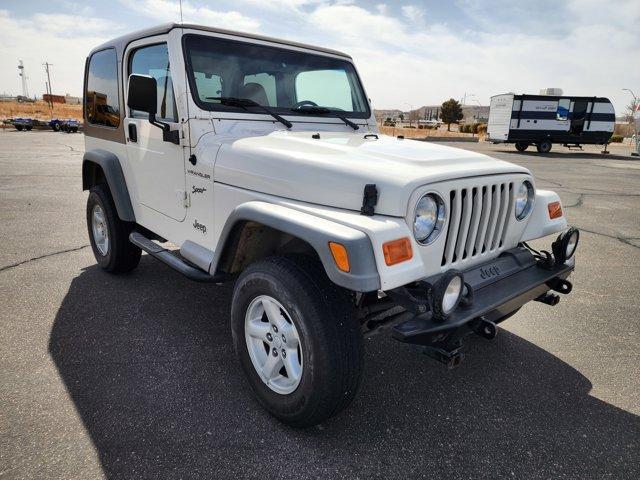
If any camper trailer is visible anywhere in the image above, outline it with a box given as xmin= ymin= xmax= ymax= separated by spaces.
xmin=487 ymin=93 xmax=614 ymax=153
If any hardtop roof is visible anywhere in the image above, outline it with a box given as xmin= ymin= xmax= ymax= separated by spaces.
xmin=89 ymin=22 xmax=351 ymax=59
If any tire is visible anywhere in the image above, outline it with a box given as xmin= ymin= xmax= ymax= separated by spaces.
xmin=71 ymin=127 xmax=78 ymax=133
xmin=52 ymin=123 xmax=60 ymax=132
xmin=515 ymin=142 xmax=529 ymax=152
xmin=15 ymin=125 xmax=22 ymax=131
xmin=536 ymin=140 xmax=552 ymax=153
xmin=26 ymin=126 xmax=32 ymax=131
xmin=86 ymin=184 xmax=141 ymax=273
xmin=231 ymin=255 xmax=363 ymax=427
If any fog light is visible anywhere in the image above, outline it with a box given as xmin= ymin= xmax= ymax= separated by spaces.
xmin=552 ymin=227 xmax=580 ymax=265
xmin=430 ymin=271 xmax=464 ymax=320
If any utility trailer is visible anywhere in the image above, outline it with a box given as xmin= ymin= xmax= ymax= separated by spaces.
xmin=487 ymin=93 xmax=614 ymax=153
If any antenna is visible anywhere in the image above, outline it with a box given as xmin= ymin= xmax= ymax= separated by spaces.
xmin=179 ymin=0 xmax=183 ymax=22
xmin=18 ymin=60 xmax=29 ymax=98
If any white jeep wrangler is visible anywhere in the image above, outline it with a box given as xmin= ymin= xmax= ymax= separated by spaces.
xmin=82 ymin=23 xmax=579 ymax=427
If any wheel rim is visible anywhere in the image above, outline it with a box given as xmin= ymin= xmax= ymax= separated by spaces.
xmin=91 ymin=204 xmax=109 ymax=256
xmin=244 ymin=295 xmax=303 ymax=395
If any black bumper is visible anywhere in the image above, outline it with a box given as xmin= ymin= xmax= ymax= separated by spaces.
xmin=390 ymin=247 xmax=574 ymax=347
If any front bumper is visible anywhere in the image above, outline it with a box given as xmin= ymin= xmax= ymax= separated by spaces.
xmin=385 ymin=245 xmax=574 ymax=356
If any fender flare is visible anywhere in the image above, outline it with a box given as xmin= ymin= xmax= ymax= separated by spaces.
xmin=82 ymin=149 xmax=136 ymax=222
xmin=211 ymin=201 xmax=381 ymax=292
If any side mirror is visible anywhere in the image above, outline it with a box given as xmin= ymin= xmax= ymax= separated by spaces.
xmin=127 ymin=74 xmax=157 ymax=114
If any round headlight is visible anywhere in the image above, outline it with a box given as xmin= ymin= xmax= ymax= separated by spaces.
xmin=515 ymin=180 xmax=534 ymax=220
xmin=413 ymin=193 xmax=446 ymax=244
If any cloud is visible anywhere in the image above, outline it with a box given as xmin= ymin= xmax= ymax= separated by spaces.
xmin=302 ymin=1 xmax=639 ymax=113
xmin=0 ymin=0 xmax=637 ymax=114
xmin=0 ymin=10 xmax=123 ymax=97
xmin=123 ymin=0 xmax=260 ymax=31
xmin=401 ymin=5 xmax=425 ymax=22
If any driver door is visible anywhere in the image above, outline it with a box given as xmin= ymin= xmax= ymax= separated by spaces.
xmin=124 ymin=41 xmax=186 ymax=222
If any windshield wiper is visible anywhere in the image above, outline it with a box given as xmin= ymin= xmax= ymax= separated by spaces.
xmin=291 ymin=105 xmax=360 ymax=131
xmin=206 ymin=96 xmax=292 ymax=129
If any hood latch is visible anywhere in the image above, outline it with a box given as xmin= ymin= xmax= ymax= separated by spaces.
xmin=361 ymin=184 xmax=378 ymax=216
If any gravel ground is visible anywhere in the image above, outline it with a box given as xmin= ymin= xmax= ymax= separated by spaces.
xmin=1 ymin=130 xmax=639 ymax=479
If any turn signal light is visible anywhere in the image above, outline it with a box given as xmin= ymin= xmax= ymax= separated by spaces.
xmin=383 ymin=237 xmax=413 ymax=266
xmin=548 ymin=201 xmax=563 ymax=219
xmin=329 ymin=242 xmax=350 ymax=272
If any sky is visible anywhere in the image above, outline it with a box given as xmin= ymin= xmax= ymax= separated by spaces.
xmin=0 ymin=0 xmax=638 ymax=114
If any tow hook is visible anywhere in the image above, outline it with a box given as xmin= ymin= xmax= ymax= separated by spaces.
xmin=473 ymin=317 xmax=497 ymax=340
xmin=535 ymin=292 xmax=560 ymax=306
xmin=423 ymin=344 xmax=464 ymax=369
xmin=547 ymin=278 xmax=573 ymax=295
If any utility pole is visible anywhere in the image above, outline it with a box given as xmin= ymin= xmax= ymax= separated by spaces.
xmin=18 ymin=60 xmax=29 ymax=98
xmin=43 ymin=62 xmax=53 ymax=108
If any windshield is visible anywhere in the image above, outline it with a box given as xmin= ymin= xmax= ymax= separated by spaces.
xmin=183 ymin=34 xmax=370 ymax=119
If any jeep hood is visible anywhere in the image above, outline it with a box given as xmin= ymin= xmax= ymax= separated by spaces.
xmin=214 ymin=131 xmax=530 ymax=217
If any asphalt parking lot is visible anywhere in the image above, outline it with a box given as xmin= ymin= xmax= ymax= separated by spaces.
xmin=1 ymin=130 xmax=639 ymax=479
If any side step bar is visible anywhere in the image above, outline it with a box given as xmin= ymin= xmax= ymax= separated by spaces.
xmin=129 ymin=232 xmax=226 ymax=283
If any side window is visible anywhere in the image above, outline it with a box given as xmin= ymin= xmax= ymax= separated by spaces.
xmin=243 ymin=73 xmax=276 ymax=106
xmin=556 ymin=99 xmax=571 ymax=121
xmin=129 ymin=43 xmax=178 ymax=122
xmin=295 ymin=70 xmax=353 ymax=111
xmin=86 ymin=48 xmax=120 ymax=128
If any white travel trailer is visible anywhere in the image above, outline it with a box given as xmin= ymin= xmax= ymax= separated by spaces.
xmin=487 ymin=93 xmax=615 ymax=153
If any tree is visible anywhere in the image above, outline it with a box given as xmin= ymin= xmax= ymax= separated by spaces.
xmin=398 ymin=113 xmax=404 ymax=123
xmin=624 ymin=100 xmax=637 ymax=123
xmin=440 ymin=98 xmax=463 ymax=131
xmin=409 ymin=109 xmax=420 ymax=127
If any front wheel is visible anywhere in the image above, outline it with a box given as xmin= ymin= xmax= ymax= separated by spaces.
xmin=86 ymin=184 xmax=141 ymax=273
xmin=536 ymin=140 xmax=552 ymax=153
xmin=231 ymin=256 xmax=363 ymax=427
xmin=515 ymin=142 xmax=529 ymax=152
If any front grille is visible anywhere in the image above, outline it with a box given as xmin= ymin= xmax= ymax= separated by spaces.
xmin=441 ymin=181 xmax=514 ymax=267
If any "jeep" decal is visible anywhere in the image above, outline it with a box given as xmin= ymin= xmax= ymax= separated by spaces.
xmin=479 ymin=265 xmax=501 ymax=280
xmin=193 ymin=220 xmax=207 ymax=234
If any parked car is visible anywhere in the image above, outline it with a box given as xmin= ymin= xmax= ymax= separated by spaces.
xmin=81 ymin=23 xmax=579 ymax=427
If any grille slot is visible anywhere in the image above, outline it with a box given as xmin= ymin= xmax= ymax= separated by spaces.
xmin=441 ymin=181 xmax=514 ymax=267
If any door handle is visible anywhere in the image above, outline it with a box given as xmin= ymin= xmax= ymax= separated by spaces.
xmin=128 ymin=123 xmax=137 ymax=143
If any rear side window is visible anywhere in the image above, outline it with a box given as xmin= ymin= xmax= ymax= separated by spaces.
xmin=129 ymin=43 xmax=178 ymax=122
xmin=85 ymin=48 xmax=120 ymax=128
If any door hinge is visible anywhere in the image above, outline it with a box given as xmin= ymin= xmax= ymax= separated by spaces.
xmin=178 ymin=190 xmax=191 ymax=208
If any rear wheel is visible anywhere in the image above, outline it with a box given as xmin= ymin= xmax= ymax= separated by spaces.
xmin=86 ymin=184 xmax=141 ymax=273
xmin=231 ymin=256 xmax=363 ymax=427
xmin=515 ymin=142 xmax=529 ymax=152
xmin=536 ymin=140 xmax=552 ymax=153
xmin=15 ymin=125 xmax=22 ymax=131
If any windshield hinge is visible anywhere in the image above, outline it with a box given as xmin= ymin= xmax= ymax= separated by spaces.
xmin=183 ymin=191 xmax=191 ymax=208
xmin=361 ymin=184 xmax=378 ymax=216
